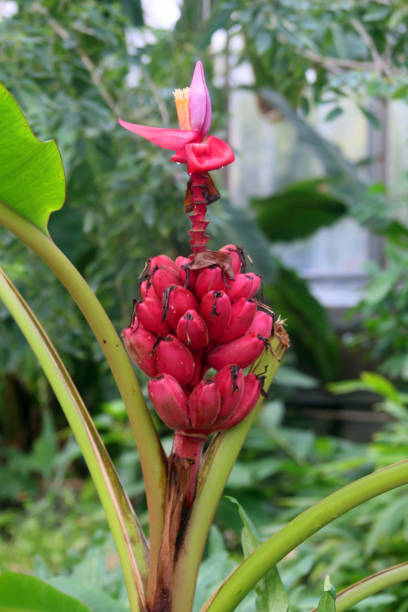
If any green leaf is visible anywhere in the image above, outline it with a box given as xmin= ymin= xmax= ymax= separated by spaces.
xmin=48 ymin=577 xmax=127 ymax=612
xmin=0 ymin=572 xmax=92 ymax=611
xmin=256 ymin=567 xmax=289 ymax=612
xmin=363 ymin=6 xmax=390 ymax=21
xmin=364 ymin=268 xmax=401 ymax=304
xmin=0 ymin=83 xmax=65 ymax=234
xmin=359 ymin=106 xmax=382 ymax=129
xmin=360 ymin=372 xmax=400 ymax=402
xmin=328 ymin=372 xmax=400 ymax=403
xmin=385 ymin=220 xmax=408 ymax=248
xmin=252 ymin=179 xmax=347 ymax=243
xmin=317 ymin=576 xmax=336 ymax=612
xmin=226 ymin=496 xmax=260 ymax=555
xmin=325 ymin=107 xmax=343 ymax=122
xmin=228 ymin=497 xmax=289 ymax=612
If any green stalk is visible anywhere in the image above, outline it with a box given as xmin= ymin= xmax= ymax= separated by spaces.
xmin=0 ymin=268 xmax=146 ymax=611
xmin=0 ymin=201 xmax=167 ymax=577
xmin=171 ymin=326 xmax=289 ymax=612
xmin=201 ymin=460 xmax=408 ymax=612
xmin=310 ymin=562 xmax=408 ymax=611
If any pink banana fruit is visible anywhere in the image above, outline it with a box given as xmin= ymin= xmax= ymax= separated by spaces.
xmin=218 ymin=297 xmax=257 ymax=343
xmin=195 ymin=266 xmax=228 ymax=299
xmin=122 ymin=319 xmax=158 ymax=377
xmin=188 ymin=379 xmax=221 ymax=429
xmin=175 ymin=255 xmax=197 ymax=290
xmin=206 ymin=332 xmax=267 ymax=370
xmin=162 ymin=285 xmax=198 ymax=329
xmin=148 ymin=254 xmax=180 ymax=275
xmin=151 ymin=266 xmax=181 ymax=299
xmin=189 ymin=348 xmax=208 ymax=388
xmin=176 ymin=309 xmax=209 ymax=350
xmin=139 ymin=280 xmax=158 ymax=300
xmin=215 ymin=364 xmax=244 ymax=421
xmin=199 ymin=290 xmax=232 ymax=341
xmin=136 ymin=297 xmax=170 ymax=336
xmin=223 ymin=373 xmax=261 ymax=428
xmin=247 ymin=310 xmax=273 ymax=337
xmin=219 ymin=244 xmax=246 ymax=275
xmin=148 ymin=373 xmax=189 ymax=430
xmin=226 ymin=272 xmax=261 ymax=301
xmin=155 ymin=334 xmax=195 ymax=387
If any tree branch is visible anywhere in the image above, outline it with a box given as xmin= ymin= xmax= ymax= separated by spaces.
xmin=32 ymin=2 xmax=120 ymax=115
xmin=350 ymin=18 xmax=392 ymax=78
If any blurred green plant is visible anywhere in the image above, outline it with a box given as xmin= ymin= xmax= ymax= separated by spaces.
xmin=349 ymin=244 xmax=408 ymax=381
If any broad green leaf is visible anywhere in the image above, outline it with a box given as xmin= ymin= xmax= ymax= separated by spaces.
xmin=252 ymin=179 xmax=347 ymax=243
xmin=48 ymin=577 xmax=127 ymax=612
xmin=317 ymin=576 xmax=336 ymax=612
xmin=228 ymin=497 xmax=289 ymax=612
xmin=0 ymin=572 xmax=92 ymax=612
xmin=0 ymin=83 xmax=65 ymax=234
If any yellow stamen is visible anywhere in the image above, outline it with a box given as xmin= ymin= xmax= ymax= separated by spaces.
xmin=173 ymin=87 xmax=191 ymax=130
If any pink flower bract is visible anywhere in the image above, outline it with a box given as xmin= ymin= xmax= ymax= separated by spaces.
xmin=118 ymin=61 xmax=234 ymax=174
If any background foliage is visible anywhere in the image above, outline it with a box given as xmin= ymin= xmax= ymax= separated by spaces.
xmin=1 ymin=0 xmax=408 ymax=610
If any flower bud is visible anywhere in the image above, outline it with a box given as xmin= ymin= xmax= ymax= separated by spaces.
xmin=219 ymin=244 xmax=246 ymax=275
xmin=148 ymin=374 xmax=189 ymax=430
xmin=206 ymin=332 xmax=267 ymax=371
xmin=136 ymin=297 xmax=170 ymax=336
xmin=226 ymin=273 xmax=261 ymax=302
xmin=175 ymin=256 xmax=197 ymax=290
xmin=247 ymin=310 xmax=273 ymax=338
xmin=162 ymin=285 xmax=198 ymax=329
xmin=156 ymin=335 xmax=195 ymax=387
xmin=218 ymin=297 xmax=257 ymax=343
xmin=215 ymin=364 xmax=244 ymax=421
xmin=199 ymin=290 xmax=232 ymax=341
xmin=176 ymin=309 xmax=209 ymax=350
xmin=122 ymin=320 xmax=158 ymax=377
xmin=195 ymin=266 xmax=227 ymax=299
xmin=188 ymin=379 xmax=221 ymax=429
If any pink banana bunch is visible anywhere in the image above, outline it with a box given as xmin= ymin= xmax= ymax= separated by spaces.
xmin=123 ymin=245 xmax=273 ymax=435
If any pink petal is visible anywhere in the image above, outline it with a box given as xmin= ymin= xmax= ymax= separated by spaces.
xmin=188 ymin=61 xmax=212 ymax=136
xmin=185 ymin=136 xmax=235 ymax=173
xmin=118 ymin=119 xmax=198 ymax=151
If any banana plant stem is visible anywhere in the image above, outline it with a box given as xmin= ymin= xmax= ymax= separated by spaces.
xmin=0 ymin=201 xmax=167 ymax=581
xmin=309 ymin=561 xmax=408 ymax=611
xmin=171 ymin=324 xmax=289 ymax=612
xmin=0 ymin=268 xmax=146 ymax=611
xmin=173 ymin=432 xmax=207 ymax=506
xmin=202 ymin=460 xmax=408 ymax=612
